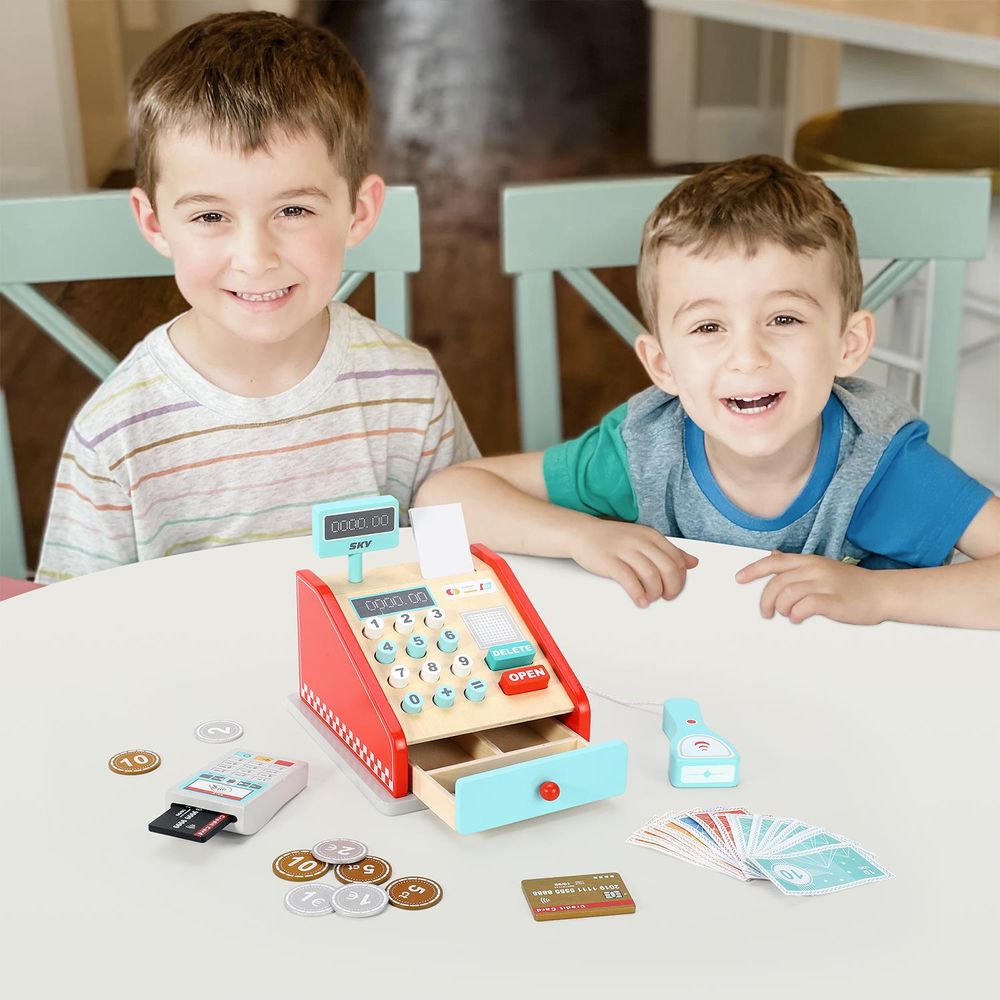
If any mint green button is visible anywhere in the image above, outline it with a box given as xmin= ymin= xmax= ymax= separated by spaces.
xmin=406 ymin=634 xmax=428 ymax=659
xmin=484 ymin=641 xmax=535 ymax=671
xmin=401 ymin=691 xmax=424 ymax=714
xmin=432 ymin=684 xmax=456 ymax=709
xmin=374 ymin=639 xmax=397 ymax=664
xmin=464 ymin=678 xmax=487 ymax=702
xmin=437 ymin=629 xmax=460 ymax=653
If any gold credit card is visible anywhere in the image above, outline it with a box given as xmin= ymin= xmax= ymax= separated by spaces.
xmin=521 ymin=872 xmax=636 ymax=921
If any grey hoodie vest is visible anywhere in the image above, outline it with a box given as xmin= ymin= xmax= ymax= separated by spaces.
xmin=620 ymin=377 xmax=916 ymax=563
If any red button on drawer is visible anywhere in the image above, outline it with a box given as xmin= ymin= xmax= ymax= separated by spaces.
xmin=499 ymin=665 xmax=550 ymax=695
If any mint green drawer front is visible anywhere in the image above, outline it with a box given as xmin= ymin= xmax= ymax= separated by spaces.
xmin=453 ymin=740 xmax=628 ymax=834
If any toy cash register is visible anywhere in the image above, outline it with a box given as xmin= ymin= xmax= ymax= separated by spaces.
xmin=296 ymin=496 xmax=627 ymax=834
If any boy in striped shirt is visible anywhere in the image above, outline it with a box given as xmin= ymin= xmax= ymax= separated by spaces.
xmin=37 ymin=12 xmax=477 ymax=583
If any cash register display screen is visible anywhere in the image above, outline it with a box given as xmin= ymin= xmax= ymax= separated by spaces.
xmin=350 ymin=586 xmax=435 ymax=619
xmin=323 ymin=506 xmax=396 ymax=541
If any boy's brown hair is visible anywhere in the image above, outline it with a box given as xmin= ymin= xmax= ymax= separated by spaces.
xmin=637 ymin=155 xmax=863 ymax=334
xmin=129 ymin=11 xmax=370 ymax=208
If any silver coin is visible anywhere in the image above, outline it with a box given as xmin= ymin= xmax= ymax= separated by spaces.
xmin=332 ymin=883 xmax=389 ymax=918
xmin=312 ymin=838 xmax=368 ymax=864
xmin=194 ymin=720 xmax=244 ymax=743
xmin=284 ymin=883 xmax=337 ymax=917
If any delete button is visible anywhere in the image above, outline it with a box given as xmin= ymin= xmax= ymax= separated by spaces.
xmin=499 ymin=665 xmax=550 ymax=695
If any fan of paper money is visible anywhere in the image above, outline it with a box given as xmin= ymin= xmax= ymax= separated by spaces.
xmin=628 ymin=806 xmax=893 ymax=896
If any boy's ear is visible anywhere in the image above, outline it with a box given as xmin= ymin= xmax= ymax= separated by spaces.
xmin=634 ymin=330 xmax=680 ymax=396
xmin=837 ymin=308 xmax=876 ymax=376
xmin=130 ymin=187 xmax=172 ymax=259
xmin=346 ymin=174 xmax=386 ymax=248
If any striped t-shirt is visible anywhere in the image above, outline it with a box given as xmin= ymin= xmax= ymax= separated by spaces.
xmin=36 ymin=303 xmax=479 ymax=583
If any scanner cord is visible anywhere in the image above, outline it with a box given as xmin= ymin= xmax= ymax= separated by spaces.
xmin=583 ymin=684 xmax=660 ymax=716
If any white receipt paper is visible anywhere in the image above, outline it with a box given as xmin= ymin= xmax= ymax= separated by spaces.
xmin=409 ymin=503 xmax=474 ymax=579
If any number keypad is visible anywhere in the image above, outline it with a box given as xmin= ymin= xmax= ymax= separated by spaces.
xmin=348 ymin=578 xmax=569 ymax=735
xmin=365 ymin=616 xmax=493 ymax=713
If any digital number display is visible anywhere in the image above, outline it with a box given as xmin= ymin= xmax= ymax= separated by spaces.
xmin=350 ymin=587 xmax=436 ymax=619
xmin=323 ymin=506 xmax=396 ymax=541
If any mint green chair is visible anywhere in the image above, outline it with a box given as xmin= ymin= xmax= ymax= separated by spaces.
xmin=0 ymin=187 xmax=421 ymax=579
xmin=502 ymin=174 xmax=991 ymax=453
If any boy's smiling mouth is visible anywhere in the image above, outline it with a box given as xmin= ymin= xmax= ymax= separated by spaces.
xmin=225 ymin=285 xmax=298 ymax=312
xmin=722 ymin=391 xmax=785 ymax=415
xmin=228 ymin=285 xmax=295 ymax=302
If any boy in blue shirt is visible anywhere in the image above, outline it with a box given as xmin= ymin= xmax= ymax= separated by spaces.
xmin=418 ymin=156 xmax=999 ymax=628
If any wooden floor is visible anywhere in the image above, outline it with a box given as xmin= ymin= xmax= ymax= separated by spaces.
xmin=2 ymin=0 xmax=661 ymax=574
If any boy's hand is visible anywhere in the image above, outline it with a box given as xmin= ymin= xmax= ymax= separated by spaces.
xmin=567 ymin=521 xmax=698 ymax=608
xmin=735 ymin=551 xmax=887 ymax=625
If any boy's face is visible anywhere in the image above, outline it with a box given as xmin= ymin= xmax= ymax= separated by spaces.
xmin=131 ymin=127 xmax=382 ymax=348
xmin=636 ymin=241 xmax=873 ymax=463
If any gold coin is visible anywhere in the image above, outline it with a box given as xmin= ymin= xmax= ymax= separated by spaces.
xmin=386 ymin=876 xmax=443 ymax=910
xmin=108 ymin=750 xmax=161 ymax=775
xmin=334 ymin=856 xmax=392 ymax=885
xmin=272 ymin=850 xmax=330 ymax=882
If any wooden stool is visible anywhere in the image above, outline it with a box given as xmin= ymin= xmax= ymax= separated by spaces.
xmin=794 ymin=101 xmax=1000 ymax=193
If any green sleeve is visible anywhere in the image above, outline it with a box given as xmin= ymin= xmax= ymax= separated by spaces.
xmin=541 ymin=403 xmax=638 ymax=521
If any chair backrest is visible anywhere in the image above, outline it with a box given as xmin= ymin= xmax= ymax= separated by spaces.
xmin=0 ymin=186 xmax=421 ymax=578
xmin=1 ymin=186 xmax=421 ymax=376
xmin=502 ymin=174 xmax=991 ymax=453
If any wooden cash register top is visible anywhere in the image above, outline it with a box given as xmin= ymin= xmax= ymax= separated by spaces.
xmin=324 ymin=554 xmax=575 ymax=745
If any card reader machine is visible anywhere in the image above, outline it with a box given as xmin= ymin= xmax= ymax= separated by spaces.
xmin=296 ymin=496 xmax=628 ymax=834
xmin=152 ymin=751 xmax=309 ymax=839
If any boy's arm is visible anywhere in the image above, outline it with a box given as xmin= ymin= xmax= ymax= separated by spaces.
xmin=736 ymin=497 xmax=1000 ymax=629
xmin=409 ymin=373 xmax=479 ymax=500
xmin=879 ymin=497 xmax=1000 ymax=627
xmin=415 ymin=452 xmax=583 ymax=556
xmin=416 ymin=453 xmax=698 ymax=607
xmin=35 ymin=438 xmax=138 ymax=584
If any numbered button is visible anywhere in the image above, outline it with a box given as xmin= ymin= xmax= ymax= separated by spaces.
xmin=393 ymin=612 xmax=415 ymax=635
xmin=374 ymin=639 xmax=397 ymax=665
xmin=424 ymin=608 xmax=446 ymax=631
xmin=406 ymin=634 xmax=428 ymax=659
xmin=401 ymin=692 xmax=424 ymax=715
xmin=451 ymin=654 xmax=473 ymax=678
xmin=433 ymin=685 xmax=456 ymax=709
xmin=362 ymin=616 xmax=384 ymax=640
xmin=464 ymin=678 xmax=488 ymax=703
xmin=387 ymin=665 xmax=411 ymax=689
xmin=419 ymin=660 xmax=442 ymax=684
xmin=437 ymin=628 xmax=459 ymax=653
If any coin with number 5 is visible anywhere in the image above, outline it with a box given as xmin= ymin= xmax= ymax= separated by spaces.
xmin=335 ymin=856 xmax=391 ymax=885
xmin=387 ymin=877 xmax=443 ymax=910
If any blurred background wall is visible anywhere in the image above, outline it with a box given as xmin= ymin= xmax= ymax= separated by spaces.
xmin=1 ymin=0 xmax=998 ymax=578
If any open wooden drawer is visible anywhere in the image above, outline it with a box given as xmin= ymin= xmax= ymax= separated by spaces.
xmin=409 ymin=718 xmax=627 ymax=834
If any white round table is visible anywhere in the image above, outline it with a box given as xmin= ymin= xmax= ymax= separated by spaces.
xmin=4 ymin=532 xmax=997 ymax=998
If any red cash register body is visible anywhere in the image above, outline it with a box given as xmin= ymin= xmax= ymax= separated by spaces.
xmin=296 ymin=544 xmax=592 ymax=798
